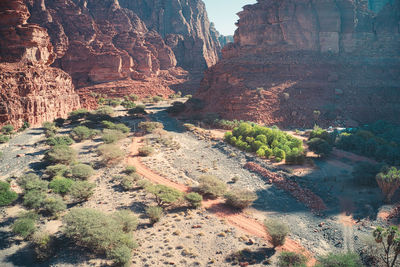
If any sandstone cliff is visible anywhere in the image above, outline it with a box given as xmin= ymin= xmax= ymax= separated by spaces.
xmin=0 ymin=0 xmax=80 ymax=128
xmin=192 ymin=0 xmax=400 ymax=128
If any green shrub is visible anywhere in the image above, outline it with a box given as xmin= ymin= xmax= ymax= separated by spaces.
xmin=49 ymin=177 xmax=74 ymax=195
xmin=12 ymin=212 xmax=37 ymax=239
xmin=197 ymin=175 xmax=227 ymax=198
xmin=70 ymin=181 xmax=95 ymax=202
xmin=372 ymin=226 xmax=400 ymax=267
xmin=129 ymin=94 xmax=138 ymax=101
xmin=152 ymin=96 xmax=163 ymax=103
xmin=32 ymin=231 xmax=53 ymax=261
xmin=278 ymin=251 xmax=307 ymax=267
xmin=120 ymin=174 xmax=140 ymax=191
xmin=107 ymin=98 xmax=122 ymax=107
xmin=316 ymin=253 xmax=361 ymax=267
xmin=98 ymin=144 xmax=124 ymax=165
xmin=0 ymin=134 xmax=10 ymax=143
xmin=125 ymin=166 xmax=136 ymax=174
xmin=68 ymin=109 xmax=89 ymax=121
xmin=138 ymin=146 xmax=154 ymax=157
xmin=24 ymin=179 xmax=48 ymax=192
xmin=285 ymin=148 xmax=305 ymax=165
xmin=45 ymin=145 xmax=76 ymax=165
xmin=136 ymin=179 xmax=152 ymax=190
xmin=102 ymin=129 xmax=126 ymax=144
xmin=309 ymin=126 xmax=333 ymax=144
xmin=273 ymin=148 xmax=286 ymax=162
xmin=376 ymin=166 xmax=400 ymax=203
xmin=17 ymin=173 xmax=40 ymax=189
xmin=43 ymin=195 xmax=66 ymax=216
xmin=95 ymin=106 xmax=114 ymax=116
xmin=307 ymin=138 xmax=332 ymax=157
xmin=42 ymin=122 xmax=57 ymax=137
xmin=121 ymin=100 xmax=136 ymax=109
xmin=20 ymin=121 xmax=30 ymax=131
xmin=46 ymin=136 xmax=74 ymax=146
xmin=70 ymin=126 xmax=97 ymax=141
xmin=70 ymin=163 xmax=94 ymax=180
xmin=224 ymin=189 xmax=257 ymax=209
xmin=264 ymin=219 xmax=289 ymax=247
xmin=23 ymin=190 xmax=47 ymax=210
xmin=113 ymin=210 xmax=138 ymax=233
xmin=185 ymin=192 xmax=203 ymax=208
xmin=1 ymin=124 xmax=14 ymax=135
xmin=128 ymin=105 xmax=146 ymax=116
xmin=63 ymin=208 xmax=137 ymax=265
xmin=114 ymin=123 xmax=130 ymax=133
xmin=45 ymin=164 xmax=69 ymax=178
xmin=138 ymin=122 xmax=163 ymax=134
xmin=0 ymin=181 xmax=18 ymax=206
xmin=146 ymin=206 xmax=163 ymax=224
xmin=147 ymin=184 xmax=183 ymax=207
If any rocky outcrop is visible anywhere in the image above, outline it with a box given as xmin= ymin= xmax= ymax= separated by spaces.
xmin=218 ymin=35 xmax=234 ymax=48
xmin=191 ymin=0 xmax=400 ymax=127
xmin=0 ymin=0 xmax=80 ymax=128
xmin=119 ymin=0 xmax=221 ymax=71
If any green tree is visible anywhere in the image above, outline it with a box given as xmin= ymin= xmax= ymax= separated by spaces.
xmin=147 ymin=184 xmax=183 ymax=207
xmin=307 ymin=138 xmax=332 ymax=157
xmin=1 ymin=124 xmax=14 ymax=135
xmin=264 ymin=219 xmax=289 ymax=247
xmin=70 ymin=126 xmax=97 ymax=141
xmin=185 ymin=192 xmax=203 ymax=208
xmin=70 ymin=181 xmax=95 ymax=202
xmin=0 ymin=181 xmax=18 ymax=206
xmin=49 ymin=177 xmax=74 ymax=196
xmin=70 ymin=163 xmax=94 ymax=180
xmin=376 ymin=167 xmax=400 ymax=203
xmin=373 ymin=226 xmax=400 ymax=267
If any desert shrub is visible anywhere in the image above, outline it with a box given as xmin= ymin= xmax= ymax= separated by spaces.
xmin=23 ymin=190 xmax=47 ymax=210
xmin=45 ymin=164 xmax=69 ymax=178
xmin=95 ymin=106 xmax=114 ymax=116
xmin=121 ymin=100 xmax=136 ymax=109
xmin=102 ymin=129 xmax=126 ymax=144
xmin=376 ymin=166 xmax=400 ymax=203
xmin=128 ymin=105 xmax=146 ymax=116
xmin=113 ymin=210 xmax=138 ymax=233
xmin=147 ymin=184 xmax=183 ymax=207
xmin=70 ymin=163 xmax=94 ymax=180
xmin=1 ymin=124 xmax=14 ymax=135
xmin=106 ymin=98 xmax=122 ymax=107
xmin=19 ymin=121 xmax=30 ymax=131
xmin=43 ymin=195 xmax=66 ymax=217
xmin=98 ymin=144 xmax=124 ymax=165
xmin=70 ymin=181 xmax=95 ymax=202
xmin=12 ymin=212 xmax=38 ymax=239
xmin=146 ymin=206 xmax=163 ymax=224
xmin=68 ymin=109 xmax=89 ymax=121
xmin=273 ymin=148 xmax=286 ymax=162
xmin=136 ymin=179 xmax=152 ymax=190
xmin=352 ymin=162 xmax=384 ymax=186
xmin=49 ymin=177 xmax=74 ymax=196
xmin=138 ymin=146 xmax=154 ymax=157
xmin=70 ymin=126 xmax=97 ymax=141
xmin=309 ymin=126 xmax=333 ymax=144
xmin=63 ymin=208 xmax=137 ymax=265
xmin=316 ymin=253 xmax=361 ymax=267
xmin=197 ymin=175 xmax=227 ymax=198
xmin=125 ymin=166 xmax=136 ymax=174
xmin=264 ymin=219 xmax=289 ymax=247
xmin=372 ymin=226 xmax=400 ymax=267
xmin=42 ymin=122 xmax=57 ymax=137
xmin=224 ymin=189 xmax=257 ymax=209
xmin=107 ymin=245 xmax=132 ymax=267
xmin=129 ymin=94 xmax=138 ymax=101
xmin=0 ymin=134 xmax=10 ymax=143
xmin=152 ymin=96 xmax=163 ymax=103
xmin=138 ymin=121 xmax=164 ymax=134
xmin=17 ymin=173 xmax=40 ymax=189
xmin=285 ymin=148 xmax=305 ymax=165
xmin=185 ymin=192 xmax=203 ymax=208
xmin=120 ymin=174 xmax=140 ymax=191
xmin=307 ymin=138 xmax=332 ymax=157
xmin=46 ymin=136 xmax=74 ymax=146
xmin=32 ymin=231 xmax=54 ymax=261
xmin=45 ymin=145 xmax=76 ymax=165
xmin=0 ymin=181 xmax=18 ymax=206
xmin=278 ymin=251 xmax=307 ymax=267
xmin=167 ymin=101 xmax=186 ymax=114
xmin=23 ymin=179 xmax=48 ymax=192
xmin=114 ymin=123 xmax=130 ymax=133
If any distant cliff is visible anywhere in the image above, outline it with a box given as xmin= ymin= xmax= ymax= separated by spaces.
xmin=191 ymin=0 xmax=400 ymax=128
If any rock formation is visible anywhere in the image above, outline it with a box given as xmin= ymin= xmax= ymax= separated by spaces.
xmin=218 ymin=35 xmax=234 ymax=48
xmin=0 ymin=0 xmax=80 ymax=128
xmin=191 ymin=0 xmax=400 ymax=128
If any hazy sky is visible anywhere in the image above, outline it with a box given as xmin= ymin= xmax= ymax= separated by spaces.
xmin=203 ymin=0 xmax=257 ymax=36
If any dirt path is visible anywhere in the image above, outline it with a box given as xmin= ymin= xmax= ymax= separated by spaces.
xmin=127 ymin=137 xmax=317 ymax=266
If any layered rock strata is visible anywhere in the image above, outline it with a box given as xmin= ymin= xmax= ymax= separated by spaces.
xmin=191 ymin=0 xmax=400 ymax=127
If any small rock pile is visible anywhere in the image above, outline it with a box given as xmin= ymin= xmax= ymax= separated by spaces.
xmin=244 ymin=162 xmax=326 ymax=212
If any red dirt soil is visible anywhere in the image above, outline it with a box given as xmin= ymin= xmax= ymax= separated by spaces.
xmin=127 ymin=137 xmax=316 ymax=266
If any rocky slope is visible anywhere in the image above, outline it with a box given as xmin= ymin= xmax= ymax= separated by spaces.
xmin=0 ymin=0 xmax=80 ymax=128
xmin=191 ymin=0 xmax=400 ymax=128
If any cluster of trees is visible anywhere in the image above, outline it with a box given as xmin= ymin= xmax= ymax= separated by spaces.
xmin=224 ymin=123 xmax=304 ymax=164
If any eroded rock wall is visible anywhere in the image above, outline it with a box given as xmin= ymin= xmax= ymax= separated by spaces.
xmin=0 ymin=0 xmax=80 ymax=128
xmin=192 ymin=0 xmax=400 ymax=128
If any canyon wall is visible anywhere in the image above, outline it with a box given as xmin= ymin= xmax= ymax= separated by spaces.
xmin=0 ymin=0 xmax=80 ymax=128
xmin=191 ymin=0 xmax=400 ymax=128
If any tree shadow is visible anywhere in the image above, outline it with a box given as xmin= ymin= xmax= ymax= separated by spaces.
xmin=226 ymin=247 xmax=276 ymax=265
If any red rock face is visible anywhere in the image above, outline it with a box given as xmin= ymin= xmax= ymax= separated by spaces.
xmin=192 ymin=0 xmax=400 ymax=128
xmin=0 ymin=0 xmax=80 ymax=128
